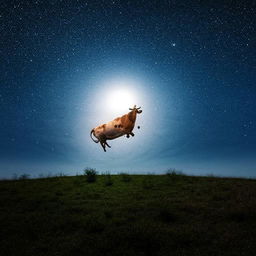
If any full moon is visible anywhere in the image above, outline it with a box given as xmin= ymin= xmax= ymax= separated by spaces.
xmin=106 ymin=88 xmax=137 ymax=114
xmin=87 ymin=76 xmax=148 ymax=130
xmin=101 ymin=79 xmax=141 ymax=116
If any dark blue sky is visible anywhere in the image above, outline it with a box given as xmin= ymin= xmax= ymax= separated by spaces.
xmin=1 ymin=0 xmax=255 ymax=178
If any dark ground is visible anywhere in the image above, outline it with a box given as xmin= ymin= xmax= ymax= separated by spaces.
xmin=1 ymin=174 xmax=256 ymax=256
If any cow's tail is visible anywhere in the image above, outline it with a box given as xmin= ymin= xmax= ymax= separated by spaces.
xmin=90 ymin=129 xmax=99 ymax=143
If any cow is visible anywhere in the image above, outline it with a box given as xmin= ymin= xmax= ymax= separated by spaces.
xmin=90 ymin=105 xmax=142 ymax=152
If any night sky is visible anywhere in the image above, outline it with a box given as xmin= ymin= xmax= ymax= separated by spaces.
xmin=1 ymin=1 xmax=255 ymax=178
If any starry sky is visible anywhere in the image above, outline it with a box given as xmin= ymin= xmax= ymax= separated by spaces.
xmin=1 ymin=0 xmax=255 ymax=178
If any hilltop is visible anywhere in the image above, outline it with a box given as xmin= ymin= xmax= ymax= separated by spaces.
xmin=1 ymin=174 xmax=256 ymax=256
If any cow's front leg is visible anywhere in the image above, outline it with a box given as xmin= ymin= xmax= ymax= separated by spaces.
xmin=126 ymin=134 xmax=130 ymax=138
xmin=130 ymin=132 xmax=135 ymax=137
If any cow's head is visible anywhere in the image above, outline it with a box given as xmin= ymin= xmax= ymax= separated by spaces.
xmin=129 ymin=105 xmax=142 ymax=114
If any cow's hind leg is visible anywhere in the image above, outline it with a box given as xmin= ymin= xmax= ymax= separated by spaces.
xmin=126 ymin=134 xmax=130 ymax=138
xmin=105 ymin=141 xmax=111 ymax=148
xmin=130 ymin=132 xmax=135 ymax=137
xmin=100 ymin=140 xmax=106 ymax=152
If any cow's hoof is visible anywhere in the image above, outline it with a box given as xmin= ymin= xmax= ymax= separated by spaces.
xmin=126 ymin=135 xmax=130 ymax=138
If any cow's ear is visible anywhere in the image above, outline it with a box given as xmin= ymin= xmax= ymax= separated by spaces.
xmin=129 ymin=108 xmax=133 ymax=110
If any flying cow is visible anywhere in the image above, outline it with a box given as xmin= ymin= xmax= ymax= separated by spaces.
xmin=90 ymin=105 xmax=142 ymax=152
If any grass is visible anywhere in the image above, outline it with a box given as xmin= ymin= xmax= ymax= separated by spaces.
xmin=1 ymin=174 xmax=256 ymax=255
xmin=102 ymin=172 xmax=113 ymax=186
xmin=119 ymin=172 xmax=132 ymax=182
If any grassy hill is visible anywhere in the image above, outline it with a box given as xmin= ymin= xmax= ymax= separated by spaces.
xmin=1 ymin=173 xmax=256 ymax=256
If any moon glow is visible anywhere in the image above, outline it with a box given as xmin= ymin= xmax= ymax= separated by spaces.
xmin=100 ymin=78 xmax=142 ymax=116
xmin=106 ymin=88 xmax=137 ymax=114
